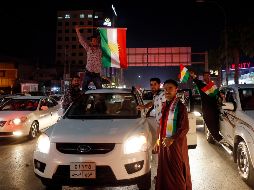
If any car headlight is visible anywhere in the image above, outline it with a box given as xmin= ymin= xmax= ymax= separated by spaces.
xmin=193 ymin=111 xmax=201 ymax=117
xmin=10 ymin=116 xmax=27 ymax=125
xmin=124 ymin=135 xmax=148 ymax=154
xmin=36 ymin=134 xmax=50 ymax=154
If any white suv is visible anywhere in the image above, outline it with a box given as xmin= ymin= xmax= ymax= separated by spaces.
xmin=34 ymin=88 xmax=155 ymax=189
xmin=205 ymin=84 xmax=254 ymax=188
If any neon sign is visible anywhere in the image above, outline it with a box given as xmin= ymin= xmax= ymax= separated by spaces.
xmin=231 ymin=62 xmax=251 ymax=69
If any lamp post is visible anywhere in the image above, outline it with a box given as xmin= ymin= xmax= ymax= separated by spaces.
xmin=196 ymin=0 xmax=228 ymax=85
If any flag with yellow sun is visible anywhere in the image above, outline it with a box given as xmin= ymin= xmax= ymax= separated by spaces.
xmin=99 ymin=28 xmax=127 ymax=68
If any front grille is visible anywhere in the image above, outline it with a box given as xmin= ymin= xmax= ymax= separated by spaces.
xmin=56 ymin=143 xmax=115 ymax=154
xmin=0 ymin=121 xmax=7 ymax=127
xmin=53 ymin=165 xmax=116 ymax=185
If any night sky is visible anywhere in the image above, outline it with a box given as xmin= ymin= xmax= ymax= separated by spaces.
xmin=0 ymin=0 xmax=253 ymax=65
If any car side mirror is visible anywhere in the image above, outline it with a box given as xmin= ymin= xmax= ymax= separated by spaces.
xmin=222 ymin=102 xmax=234 ymax=111
xmin=40 ymin=106 xmax=49 ymax=111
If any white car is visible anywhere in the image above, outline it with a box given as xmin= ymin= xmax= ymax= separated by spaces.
xmin=0 ymin=96 xmax=61 ymax=139
xmin=205 ymin=84 xmax=254 ymax=188
xmin=34 ymin=88 xmax=154 ymax=189
xmin=33 ymin=88 xmax=197 ymax=189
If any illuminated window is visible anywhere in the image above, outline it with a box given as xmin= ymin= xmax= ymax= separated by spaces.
xmin=88 ymin=14 xmax=93 ymax=18
xmin=80 ymin=14 xmax=85 ymax=18
xmin=57 ymin=16 xmax=63 ymax=19
xmin=94 ymin=15 xmax=98 ymax=18
xmin=65 ymin=14 xmax=70 ymax=19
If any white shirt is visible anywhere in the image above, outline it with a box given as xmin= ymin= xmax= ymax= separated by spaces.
xmin=153 ymin=90 xmax=166 ymax=127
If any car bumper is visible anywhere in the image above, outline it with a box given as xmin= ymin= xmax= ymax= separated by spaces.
xmin=34 ymin=143 xmax=152 ymax=185
xmin=0 ymin=124 xmax=30 ymax=137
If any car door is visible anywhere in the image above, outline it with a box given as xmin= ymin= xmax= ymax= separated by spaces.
xmin=46 ymin=97 xmax=60 ymax=126
xmin=219 ymin=88 xmax=236 ymax=145
xmin=37 ymin=98 xmax=52 ymax=130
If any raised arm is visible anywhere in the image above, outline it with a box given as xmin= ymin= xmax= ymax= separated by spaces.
xmin=75 ymin=26 xmax=89 ymax=52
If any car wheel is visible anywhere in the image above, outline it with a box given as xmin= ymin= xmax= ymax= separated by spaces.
xmin=236 ymin=141 xmax=254 ymax=188
xmin=204 ymin=123 xmax=215 ymax=144
xmin=137 ymin=171 xmax=151 ymax=190
xmin=41 ymin=179 xmax=61 ymax=190
xmin=29 ymin=121 xmax=39 ymax=139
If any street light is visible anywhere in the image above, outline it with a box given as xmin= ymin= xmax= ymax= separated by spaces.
xmin=196 ymin=0 xmax=228 ymax=85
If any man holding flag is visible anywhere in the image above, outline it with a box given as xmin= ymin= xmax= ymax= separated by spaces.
xmin=75 ymin=26 xmax=127 ymax=91
xmin=189 ymin=71 xmax=223 ymax=142
xmin=76 ymin=26 xmax=103 ymax=91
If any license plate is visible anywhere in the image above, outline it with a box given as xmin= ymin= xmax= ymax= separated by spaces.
xmin=70 ymin=162 xmax=96 ymax=179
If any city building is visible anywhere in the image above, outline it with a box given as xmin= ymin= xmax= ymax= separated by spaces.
xmin=222 ymin=61 xmax=254 ymax=85
xmin=0 ymin=62 xmax=17 ymax=94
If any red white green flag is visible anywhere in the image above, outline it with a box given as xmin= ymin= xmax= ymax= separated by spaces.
xmin=201 ymin=81 xmax=219 ymax=97
xmin=98 ymin=28 xmax=128 ymax=68
xmin=180 ymin=64 xmax=190 ymax=83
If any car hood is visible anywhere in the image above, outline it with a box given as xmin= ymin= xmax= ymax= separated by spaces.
xmin=243 ymin=110 xmax=254 ymax=118
xmin=0 ymin=111 xmax=32 ymax=120
xmin=48 ymin=118 xmax=146 ymax=143
xmin=237 ymin=110 xmax=254 ymax=129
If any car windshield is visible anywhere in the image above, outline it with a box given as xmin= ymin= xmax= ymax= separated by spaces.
xmin=239 ymin=88 xmax=254 ymax=110
xmin=66 ymin=93 xmax=139 ymax=119
xmin=0 ymin=99 xmax=40 ymax=111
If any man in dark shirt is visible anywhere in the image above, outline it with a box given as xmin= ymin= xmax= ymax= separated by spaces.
xmin=63 ymin=75 xmax=83 ymax=111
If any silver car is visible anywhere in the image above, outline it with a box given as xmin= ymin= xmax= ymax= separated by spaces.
xmin=0 ymin=96 xmax=61 ymax=139
xmin=205 ymin=84 xmax=254 ymax=188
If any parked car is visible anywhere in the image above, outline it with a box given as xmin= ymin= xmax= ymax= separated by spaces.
xmin=205 ymin=84 xmax=254 ymax=188
xmin=0 ymin=96 xmax=61 ymax=139
xmin=33 ymin=88 xmax=197 ymax=189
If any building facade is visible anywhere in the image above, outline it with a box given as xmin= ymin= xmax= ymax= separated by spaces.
xmin=0 ymin=62 xmax=17 ymax=93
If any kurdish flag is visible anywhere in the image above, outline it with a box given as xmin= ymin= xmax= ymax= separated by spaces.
xmin=99 ymin=28 xmax=127 ymax=68
xmin=180 ymin=64 xmax=190 ymax=83
xmin=201 ymin=81 xmax=219 ymax=97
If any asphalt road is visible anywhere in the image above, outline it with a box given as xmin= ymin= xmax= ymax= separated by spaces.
xmin=0 ymin=126 xmax=252 ymax=190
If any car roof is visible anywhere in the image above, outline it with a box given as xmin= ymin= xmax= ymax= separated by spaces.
xmin=222 ymin=84 xmax=254 ymax=89
xmin=85 ymin=88 xmax=133 ymax=94
xmin=12 ymin=96 xmax=46 ymax=100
